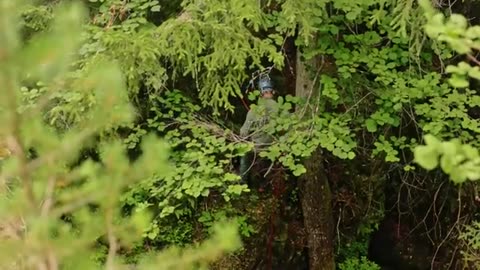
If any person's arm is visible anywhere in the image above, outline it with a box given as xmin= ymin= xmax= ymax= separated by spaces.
xmin=240 ymin=110 xmax=255 ymax=137
xmin=239 ymin=110 xmax=255 ymax=182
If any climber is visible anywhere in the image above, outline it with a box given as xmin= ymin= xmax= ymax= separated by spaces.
xmin=239 ymin=75 xmax=278 ymax=183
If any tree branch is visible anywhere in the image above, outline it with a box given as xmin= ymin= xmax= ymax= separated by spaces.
xmin=106 ymin=208 xmax=117 ymax=270
xmin=4 ymin=72 xmax=36 ymax=208
xmin=467 ymin=53 xmax=480 ymax=66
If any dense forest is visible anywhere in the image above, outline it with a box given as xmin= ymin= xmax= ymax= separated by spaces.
xmin=1 ymin=0 xmax=480 ymax=269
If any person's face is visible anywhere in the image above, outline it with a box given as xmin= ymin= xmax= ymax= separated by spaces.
xmin=262 ymin=90 xmax=274 ymax=99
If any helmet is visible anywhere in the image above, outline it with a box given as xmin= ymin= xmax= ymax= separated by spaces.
xmin=258 ymin=75 xmax=274 ymax=93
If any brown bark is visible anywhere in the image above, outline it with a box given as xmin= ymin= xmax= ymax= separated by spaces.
xmin=295 ymin=51 xmax=335 ymax=270
xmin=299 ymin=151 xmax=334 ymax=270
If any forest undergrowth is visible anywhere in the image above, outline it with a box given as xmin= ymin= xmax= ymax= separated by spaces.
xmin=0 ymin=0 xmax=480 ymax=269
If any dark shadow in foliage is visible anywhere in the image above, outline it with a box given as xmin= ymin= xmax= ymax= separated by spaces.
xmin=368 ymin=217 xmax=412 ymax=270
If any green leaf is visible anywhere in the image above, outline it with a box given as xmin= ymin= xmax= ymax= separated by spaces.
xmin=414 ymin=145 xmax=439 ymax=170
xmin=468 ymin=67 xmax=480 ymax=80
xmin=449 ymin=14 xmax=468 ymax=29
xmin=448 ymin=75 xmax=469 ymax=88
xmin=292 ymin=164 xmax=307 ymax=176
xmin=445 ymin=64 xmax=465 ymax=75
xmin=201 ymin=189 xmax=210 ymax=197
xmin=424 ymin=134 xmax=441 ymax=147
xmin=20 ymin=3 xmax=87 ymax=81
xmin=346 ymin=11 xmax=357 ymax=21
xmin=365 ymin=119 xmax=378 ymax=132
xmin=160 ymin=206 xmax=176 ymax=218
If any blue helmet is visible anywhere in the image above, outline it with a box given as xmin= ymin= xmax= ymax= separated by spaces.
xmin=258 ymin=75 xmax=274 ymax=93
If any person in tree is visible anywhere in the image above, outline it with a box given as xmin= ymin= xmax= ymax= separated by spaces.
xmin=239 ymin=75 xmax=279 ymax=183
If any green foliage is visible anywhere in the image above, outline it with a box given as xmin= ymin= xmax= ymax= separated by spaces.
xmin=373 ymin=136 xmax=417 ymax=164
xmin=414 ymin=1 xmax=480 ymax=185
xmin=199 ymin=210 xmax=257 ymax=238
xmin=0 ymin=1 xmax=240 ymax=269
xmin=372 ymin=136 xmax=401 ymax=163
xmin=414 ymin=135 xmax=480 ymax=184
xmin=158 ymin=0 xmax=283 ymax=111
xmin=338 ymin=256 xmax=381 ymax=270
xmin=149 ymin=90 xmax=251 ymax=206
xmin=71 ymin=0 xmax=437 ymax=114
xmin=20 ymin=4 xmax=54 ymax=34
xmin=420 ymin=0 xmax=480 ymax=88
xmin=459 ymin=221 xmax=480 ymax=267
xmin=420 ymin=0 xmax=480 ymax=55
xmin=258 ymin=96 xmax=356 ymax=176
xmin=79 ymin=0 xmax=286 ymax=112
xmin=273 ymin=0 xmax=326 ymax=44
xmin=88 ymin=0 xmax=161 ymax=25
xmin=337 ymin=206 xmax=383 ymax=268
xmin=143 ymin=219 xmax=193 ymax=246
xmin=336 ymin=210 xmax=385 ymax=269
xmin=303 ymin=21 xmax=423 ymax=164
xmin=137 ymin=222 xmax=240 ymax=270
xmin=413 ymin=4 xmax=480 ymax=268
xmin=11 ymin=0 xmax=478 ymax=268
xmin=295 ymin=0 xmax=480 ymax=169
xmin=121 ymin=90 xmax=252 ymax=242
xmin=446 ymin=61 xmax=480 ymax=87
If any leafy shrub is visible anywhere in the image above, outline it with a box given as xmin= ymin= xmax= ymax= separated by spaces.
xmin=338 ymin=256 xmax=381 ymax=270
xmin=0 ymin=1 xmax=240 ymax=269
xmin=459 ymin=221 xmax=480 ymax=267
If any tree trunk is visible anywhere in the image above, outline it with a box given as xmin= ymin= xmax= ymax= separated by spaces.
xmin=299 ymin=152 xmax=334 ymax=270
xmin=295 ymin=51 xmax=335 ymax=270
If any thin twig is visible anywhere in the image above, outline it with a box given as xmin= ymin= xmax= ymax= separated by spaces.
xmin=106 ymin=208 xmax=117 ymax=270
xmin=431 ymin=188 xmax=462 ymax=269
xmin=46 ymin=249 xmax=58 ymax=270
xmin=5 ymin=76 xmax=36 ymax=208
xmin=40 ymin=176 xmax=57 ymax=217
xmin=467 ymin=54 xmax=480 ymax=66
xmin=343 ymin=92 xmax=373 ymax=115
xmin=263 ymin=161 xmax=275 ymax=178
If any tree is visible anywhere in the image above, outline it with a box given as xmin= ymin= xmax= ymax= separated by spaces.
xmin=0 ymin=1 xmax=240 ymax=269
xmin=414 ymin=0 xmax=480 ymax=267
xmin=295 ymin=51 xmax=335 ymax=269
xmin=9 ymin=0 xmax=480 ymax=269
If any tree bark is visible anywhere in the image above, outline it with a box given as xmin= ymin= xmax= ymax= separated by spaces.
xmin=295 ymin=51 xmax=335 ymax=270
xmin=299 ymin=152 xmax=334 ymax=270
